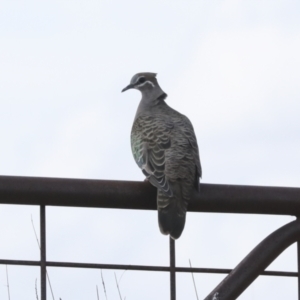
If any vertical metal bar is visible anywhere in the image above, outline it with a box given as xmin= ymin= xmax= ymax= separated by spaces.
xmin=298 ymin=241 xmax=300 ymax=300
xmin=297 ymin=217 xmax=300 ymax=300
xmin=170 ymin=237 xmax=176 ymax=300
xmin=40 ymin=205 xmax=47 ymax=300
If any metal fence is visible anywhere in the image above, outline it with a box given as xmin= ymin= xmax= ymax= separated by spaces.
xmin=0 ymin=175 xmax=300 ymax=299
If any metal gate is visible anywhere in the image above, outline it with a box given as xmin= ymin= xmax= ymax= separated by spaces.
xmin=0 ymin=175 xmax=300 ymax=299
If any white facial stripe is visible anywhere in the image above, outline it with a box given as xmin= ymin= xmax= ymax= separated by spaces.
xmin=136 ymin=80 xmax=155 ymax=88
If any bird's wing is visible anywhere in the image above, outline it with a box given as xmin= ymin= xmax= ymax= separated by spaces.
xmin=131 ymin=115 xmax=173 ymax=197
xmin=180 ymin=115 xmax=202 ymax=188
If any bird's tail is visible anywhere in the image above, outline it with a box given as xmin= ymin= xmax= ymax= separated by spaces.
xmin=157 ymin=189 xmax=187 ymax=240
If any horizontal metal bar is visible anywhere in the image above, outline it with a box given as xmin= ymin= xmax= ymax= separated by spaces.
xmin=0 ymin=259 xmax=297 ymax=277
xmin=0 ymin=259 xmax=40 ymax=266
xmin=177 ymin=268 xmax=299 ymax=277
xmin=0 ymin=175 xmax=300 ymax=215
xmin=47 ymin=261 xmax=170 ymax=271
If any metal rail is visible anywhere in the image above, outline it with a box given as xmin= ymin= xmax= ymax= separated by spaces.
xmin=0 ymin=259 xmax=297 ymax=276
xmin=40 ymin=205 xmax=47 ymax=300
xmin=0 ymin=175 xmax=300 ymax=300
xmin=0 ymin=175 xmax=300 ymax=214
xmin=170 ymin=238 xmax=176 ymax=300
xmin=205 ymin=219 xmax=300 ymax=299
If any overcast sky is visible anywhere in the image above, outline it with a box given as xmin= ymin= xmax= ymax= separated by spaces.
xmin=0 ymin=1 xmax=300 ymax=299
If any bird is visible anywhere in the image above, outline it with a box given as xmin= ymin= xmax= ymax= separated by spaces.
xmin=122 ymin=72 xmax=201 ymax=239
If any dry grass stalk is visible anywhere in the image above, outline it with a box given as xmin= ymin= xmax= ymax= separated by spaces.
xmin=189 ymin=259 xmax=199 ymax=300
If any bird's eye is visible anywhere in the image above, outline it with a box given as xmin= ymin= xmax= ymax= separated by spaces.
xmin=138 ymin=77 xmax=146 ymax=84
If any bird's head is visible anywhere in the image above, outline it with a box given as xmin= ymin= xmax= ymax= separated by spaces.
xmin=122 ymin=72 xmax=165 ymax=100
xmin=122 ymin=72 xmax=157 ymax=93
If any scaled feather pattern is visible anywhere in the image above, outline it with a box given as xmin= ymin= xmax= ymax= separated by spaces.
xmin=124 ymin=72 xmax=201 ymax=239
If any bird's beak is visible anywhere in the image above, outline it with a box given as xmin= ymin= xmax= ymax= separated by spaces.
xmin=121 ymin=84 xmax=134 ymax=93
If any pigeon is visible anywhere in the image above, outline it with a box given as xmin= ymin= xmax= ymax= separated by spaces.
xmin=122 ymin=72 xmax=201 ymax=239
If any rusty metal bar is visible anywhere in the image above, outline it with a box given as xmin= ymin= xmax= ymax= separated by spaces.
xmin=0 ymin=175 xmax=300 ymax=216
xmin=205 ymin=219 xmax=300 ymax=300
xmin=40 ymin=205 xmax=46 ymax=300
xmin=170 ymin=238 xmax=176 ymax=300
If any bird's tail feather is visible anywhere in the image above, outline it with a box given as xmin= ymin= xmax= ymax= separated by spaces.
xmin=157 ymin=189 xmax=187 ymax=240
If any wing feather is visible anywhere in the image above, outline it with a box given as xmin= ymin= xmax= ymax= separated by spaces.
xmin=131 ymin=115 xmax=173 ymax=197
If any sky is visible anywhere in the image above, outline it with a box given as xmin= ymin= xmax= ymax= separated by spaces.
xmin=0 ymin=0 xmax=300 ymax=299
